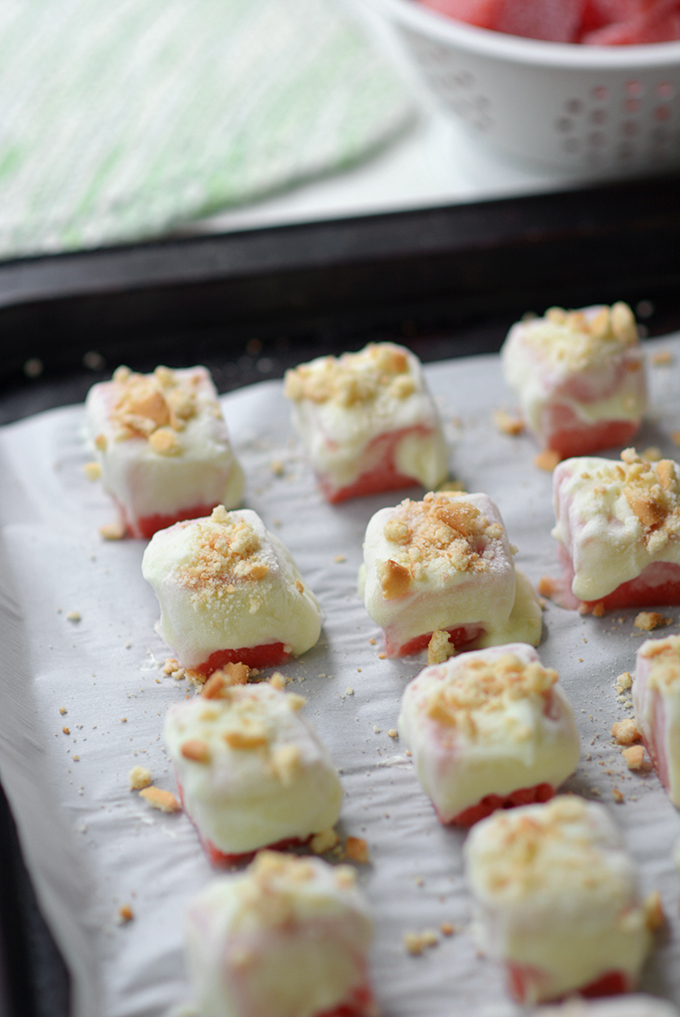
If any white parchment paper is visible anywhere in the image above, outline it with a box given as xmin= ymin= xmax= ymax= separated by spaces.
xmin=1 ymin=342 xmax=680 ymax=1017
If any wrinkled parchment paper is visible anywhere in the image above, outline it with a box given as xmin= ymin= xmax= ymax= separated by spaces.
xmin=1 ymin=342 xmax=680 ymax=1017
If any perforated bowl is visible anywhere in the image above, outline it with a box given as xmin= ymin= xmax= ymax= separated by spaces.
xmin=363 ymin=0 xmax=680 ymax=173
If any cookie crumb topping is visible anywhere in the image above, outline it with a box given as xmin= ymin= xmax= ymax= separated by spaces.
xmin=378 ymin=493 xmax=501 ymax=596
xmin=232 ymin=852 xmax=356 ymax=930
xmin=527 ymin=302 xmax=639 ymax=371
xmin=178 ymin=507 xmax=270 ymax=603
xmin=473 ymin=796 xmax=623 ymax=900
xmin=110 ymin=365 xmax=203 ymax=448
xmin=424 ymin=653 xmax=557 ymax=736
xmin=284 ymin=342 xmax=415 ymax=407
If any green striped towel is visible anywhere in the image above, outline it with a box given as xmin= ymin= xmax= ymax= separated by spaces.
xmin=0 ymin=0 xmax=414 ymax=260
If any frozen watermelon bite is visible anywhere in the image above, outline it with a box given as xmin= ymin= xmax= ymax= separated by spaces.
xmin=165 ymin=678 xmax=342 ymax=864
xmin=465 ymin=796 xmax=655 ymax=1004
xmin=85 ymin=365 xmax=244 ymax=539
xmin=501 ymin=304 xmax=646 ymax=460
xmin=142 ymin=505 xmax=323 ymax=679
xmin=398 ymin=644 xmax=580 ymax=826
xmin=633 ymin=634 xmax=680 ymax=807
xmin=359 ymin=490 xmax=542 ymax=658
xmin=283 ymin=342 xmax=448 ymax=504
xmin=185 ymin=852 xmax=375 ymax=1017
xmin=550 ymin=449 xmax=680 ymax=613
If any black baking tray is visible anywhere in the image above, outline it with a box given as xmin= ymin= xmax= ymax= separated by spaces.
xmin=2 ymin=172 xmax=680 ymax=1016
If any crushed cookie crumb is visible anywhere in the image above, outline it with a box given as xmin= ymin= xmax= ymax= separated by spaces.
xmin=66 ymin=611 xmax=81 ymax=623
xmin=117 ymin=904 xmax=134 ymax=924
xmin=345 ymin=687 xmax=355 ymax=696
xmin=652 ymin=350 xmax=673 ymax=366
xmin=387 ymin=728 xmax=398 ymax=739
xmin=537 ymin=575 xmax=559 ymax=598
xmin=427 ymin=629 xmax=454 ymax=666
xmin=99 ymin=521 xmax=126 ymax=541
xmin=404 ymin=929 xmax=439 ymax=955
xmin=611 ymin=719 xmax=641 ymax=745
xmin=440 ymin=922 xmax=455 ymax=936
xmin=641 ymin=446 xmax=662 ymax=462
xmin=270 ymin=459 xmax=284 ymax=476
xmin=534 ymin=450 xmax=561 ymax=472
xmin=128 ymin=766 xmax=152 ymax=790
xmin=635 ymin=611 xmax=671 ymax=632
xmin=310 ymin=828 xmax=340 ymax=854
xmin=493 ymin=409 xmax=524 ymax=436
xmin=622 ymin=745 xmax=647 ymax=770
xmin=345 ymin=837 xmax=370 ymax=864
xmin=139 ymin=786 xmax=181 ymax=813
xmin=334 ymin=555 xmax=347 ymax=563
xmin=617 ymin=671 xmax=633 ymax=690
xmin=612 ymin=787 xmax=624 ymax=803
xmin=62 ymin=726 xmax=70 ymax=735
xmin=59 ymin=706 xmax=67 ymax=715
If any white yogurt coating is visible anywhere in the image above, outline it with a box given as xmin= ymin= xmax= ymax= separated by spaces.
xmin=552 ymin=450 xmax=680 ymax=603
xmin=185 ymin=852 xmax=373 ymax=1017
xmin=142 ymin=506 xmax=322 ymax=670
xmin=359 ymin=491 xmax=542 ymax=657
xmin=284 ymin=342 xmax=448 ymax=495
xmin=634 ymin=635 xmax=680 ymax=808
xmin=165 ymin=682 xmax=343 ymax=856
xmin=85 ymin=365 xmax=244 ymax=535
xmin=465 ymin=796 xmax=653 ymax=1004
xmin=398 ymin=644 xmax=580 ymax=821
xmin=501 ymin=303 xmax=646 ymax=442
xmin=536 ymin=996 xmax=679 ymax=1017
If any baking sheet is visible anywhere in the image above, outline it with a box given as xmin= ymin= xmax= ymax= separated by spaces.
xmin=1 ymin=341 xmax=680 ymax=1017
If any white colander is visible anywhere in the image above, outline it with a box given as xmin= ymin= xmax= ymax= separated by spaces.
xmin=364 ymin=0 xmax=680 ymax=174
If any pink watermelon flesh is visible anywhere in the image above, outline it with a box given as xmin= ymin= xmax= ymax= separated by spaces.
xmin=417 ymin=0 xmax=680 ymax=42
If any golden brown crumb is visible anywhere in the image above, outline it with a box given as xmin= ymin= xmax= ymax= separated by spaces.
xmin=345 ymin=837 xmax=370 ymax=864
xmin=284 ymin=343 xmax=412 ymax=407
xmin=440 ymin=922 xmax=455 ymax=936
xmin=622 ymin=745 xmax=647 ymax=770
xmin=99 ymin=521 xmax=126 ymax=541
xmin=617 ymin=671 xmax=633 ymax=690
xmin=62 ymin=726 xmax=70 ymax=735
xmin=269 ymin=672 xmax=286 ymax=691
xmin=163 ymin=658 xmax=180 ymax=675
xmin=612 ymin=787 xmax=624 ymax=803
xmin=59 ymin=706 xmax=67 ymax=715
xmin=180 ymin=739 xmax=211 ymax=764
xmin=427 ymin=629 xmax=454 ymax=666
xmin=270 ymin=459 xmax=284 ymax=476
xmin=641 ymin=446 xmax=662 ymax=462
xmin=652 ymin=350 xmax=673 ymax=366
xmin=66 ymin=611 xmax=81 ymax=622
xmin=404 ymin=929 xmax=439 ymax=955
xmin=611 ymin=719 xmax=641 ymax=745
xmin=84 ymin=461 xmax=101 ymax=480
xmin=118 ymin=904 xmax=134 ymax=924
xmin=128 ymin=766 xmax=152 ymax=790
xmin=644 ymin=890 xmax=665 ymax=932
xmin=591 ymin=602 xmax=605 ymax=617
xmin=201 ymin=663 xmax=251 ymax=698
xmin=537 ymin=575 xmax=559 ymax=598
xmin=635 ymin=611 xmax=670 ymax=631
xmin=148 ymin=427 xmax=180 ymax=455
xmin=377 ymin=558 xmax=411 ymax=600
xmin=387 ymin=728 xmax=398 ymax=739
xmin=310 ymin=828 xmax=340 ymax=854
xmin=493 ymin=409 xmax=524 ymax=436
xmin=534 ymin=450 xmax=561 ymax=471
xmin=139 ymin=786 xmax=181 ymax=813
